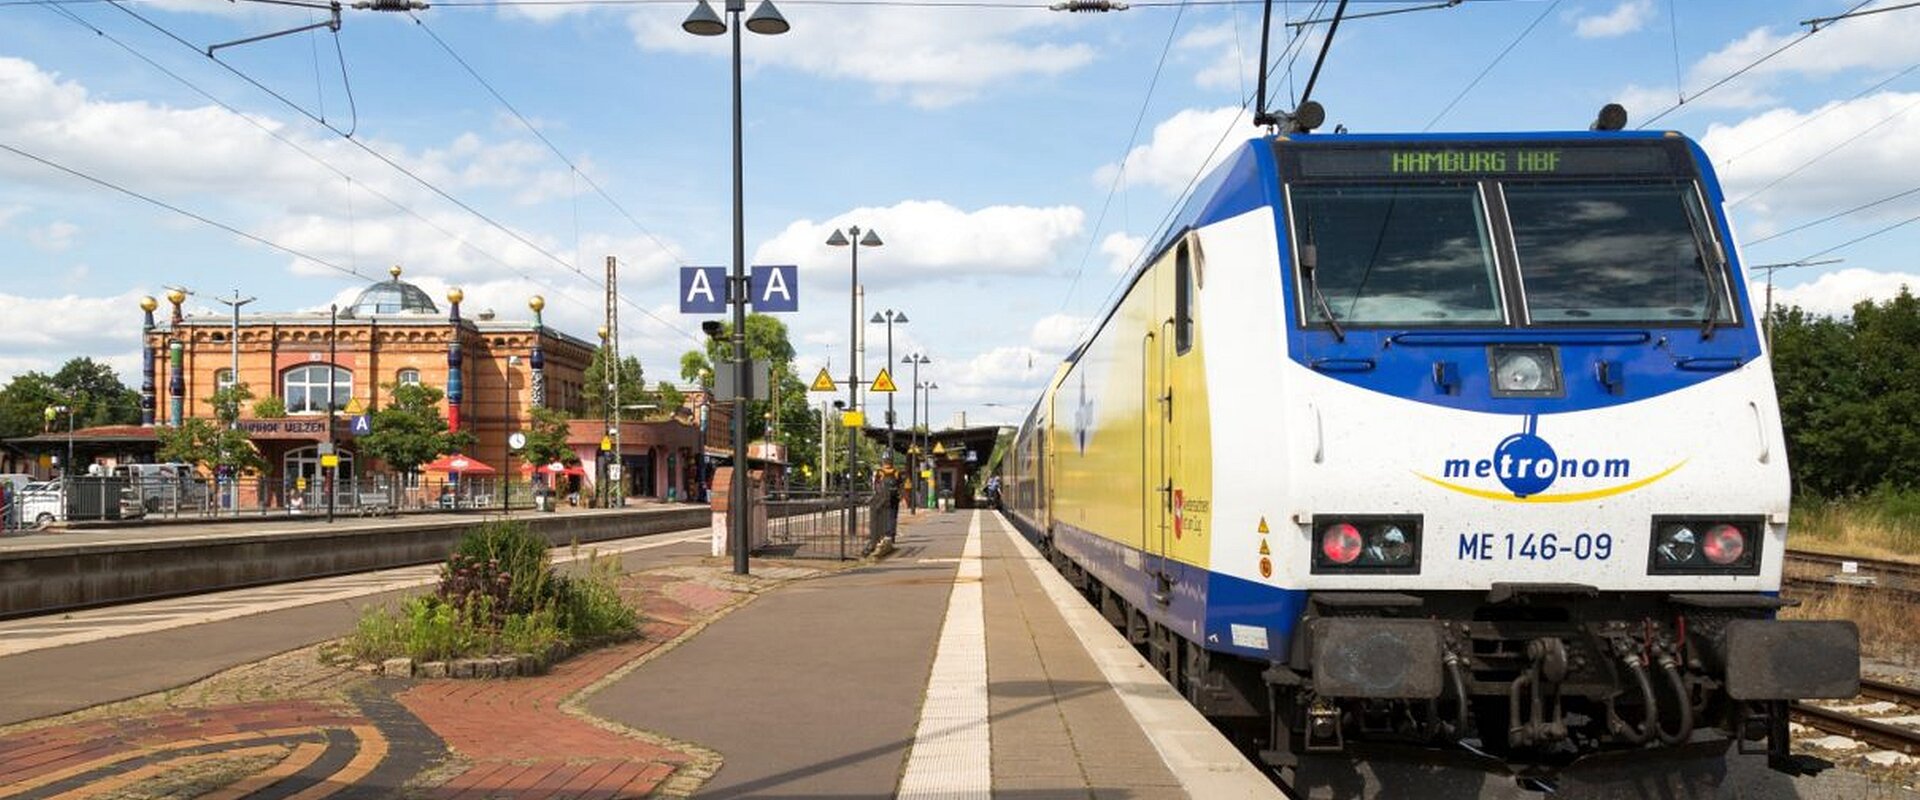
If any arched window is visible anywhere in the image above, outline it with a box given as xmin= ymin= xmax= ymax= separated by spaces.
xmin=283 ymin=364 xmax=352 ymax=414
xmin=397 ymin=368 xmax=422 ymax=387
xmin=215 ymin=368 xmax=235 ymax=391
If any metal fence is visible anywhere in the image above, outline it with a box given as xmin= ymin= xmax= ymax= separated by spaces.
xmin=759 ymin=490 xmax=893 ymax=560
xmin=0 ymin=474 xmax=582 ymax=530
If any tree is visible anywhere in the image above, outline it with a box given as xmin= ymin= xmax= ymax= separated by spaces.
xmin=0 ymin=357 xmax=140 ymax=439
xmin=155 ymin=384 xmax=262 ymax=473
xmin=583 ymin=348 xmax=648 ymax=415
xmin=653 ymin=382 xmax=686 ymax=418
xmin=1770 ymin=287 xmax=1920 ymax=496
xmin=357 ymin=383 xmax=475 ymax=474
xmin=519 ymin=407 xmax=574 ymax=468
xmin=0 ymin=372 xmax=62 ymax=440
xmin=683 ymin=313 xmax=817 ymax=477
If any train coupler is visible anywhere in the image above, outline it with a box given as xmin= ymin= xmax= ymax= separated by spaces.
xmin=1304 ymin=698 xmax=1344 ymax=752
xmin=1736 ymin=699 xmax=1835 ymax=777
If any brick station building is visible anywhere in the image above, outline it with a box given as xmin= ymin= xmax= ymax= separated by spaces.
xmin=134 ymin=266 xmax=721 ymax=505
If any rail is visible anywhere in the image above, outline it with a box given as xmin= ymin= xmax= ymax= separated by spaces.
xmin=1790 ymin=677 xmax=1920 ymax=755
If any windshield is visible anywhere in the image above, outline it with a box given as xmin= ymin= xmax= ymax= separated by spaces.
xmin=1505 ymin=182 xmax=1733 ymax=324
xmin=1289 ymin=184 xmax=1502 ymax=325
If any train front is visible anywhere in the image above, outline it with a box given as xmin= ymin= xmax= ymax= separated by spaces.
xmin=1248 ymin=131 xmax=1860 ymax=777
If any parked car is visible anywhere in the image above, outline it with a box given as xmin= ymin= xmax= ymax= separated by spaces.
xmin=110 ymin=463 xmax=209 ymax=513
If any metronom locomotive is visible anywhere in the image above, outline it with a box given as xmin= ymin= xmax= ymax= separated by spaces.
xmin=1001 ymin=106 xmax=1860 ymax=787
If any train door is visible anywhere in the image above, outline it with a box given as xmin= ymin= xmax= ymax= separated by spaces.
xmin=1145 ymin=241 xmax=1191 ymax=606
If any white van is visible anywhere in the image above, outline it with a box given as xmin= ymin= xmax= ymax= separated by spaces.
xmin=110 ymin=463 xmax=209 ymax=512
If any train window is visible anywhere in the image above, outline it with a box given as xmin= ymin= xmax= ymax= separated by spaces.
xmin=1174 ymin=242 xmax=1193 ymax=354
xmin=1506 ymin=182 xmax=1736 ymax=325
xmin=1289 ymin=184 xmax=1502 ymax=326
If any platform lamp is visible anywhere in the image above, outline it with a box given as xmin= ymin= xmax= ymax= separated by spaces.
xmin=686 ymin=0 xmax=787 ymax=576
xmin=902 ymin=353 xmax=928 ymax=512
xmin=827 ymin=226 xmax=880 ymax=493
xmin=872 ymin=309 xmax=906 ymax=464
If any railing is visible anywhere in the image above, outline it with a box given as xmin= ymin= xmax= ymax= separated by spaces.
xmin=0 ymin=473 xmax=656 ymax=528
xmin=760 ymin=489 xmax=893 ymax=560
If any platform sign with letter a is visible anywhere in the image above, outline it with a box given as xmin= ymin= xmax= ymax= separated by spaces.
xmin=678 ymin=266 xmax=729 ymax=313
xmin=350 ymin=414 xmax=371 ymax=435
xmin=750 ymin=265 xmax=799 ymax=312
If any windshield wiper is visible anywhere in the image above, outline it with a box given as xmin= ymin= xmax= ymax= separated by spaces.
xmin=1300 ymin=220 xmax=1345 ymax=342
xmin=1682 ymin=192 xmax=1727 ymax=340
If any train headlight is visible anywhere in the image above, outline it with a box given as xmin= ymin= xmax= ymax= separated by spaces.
xmin=1648 ymin=516 xmax=1761 ymax=575
xmin=1312 ymin=516 xmax=1423 ymax=574
xmin=1488 ymin=345 xmax=1563 ymax=398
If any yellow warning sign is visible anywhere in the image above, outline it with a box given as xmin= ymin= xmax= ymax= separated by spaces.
xmin=870 ymin=368 xmax=898 ymax=393
xmin=840 ymin=410 xmax=865 ymax=428
xmin=343 ymin=397 xmax=364 ymax=415
xmin=809 ymin=368 xmax=837 ymax=393
xmin=1257 ymin=517 xmax=1270 ymax=534
xmin=1258 ymin=539 xmax=1270 ymax=555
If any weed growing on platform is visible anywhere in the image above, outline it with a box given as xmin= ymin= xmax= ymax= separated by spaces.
xmin=346 ymin=520 xmax=634 ymax=667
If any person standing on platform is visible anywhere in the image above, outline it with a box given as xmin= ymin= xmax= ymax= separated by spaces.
xmin=876 ymin=457 xmax=902 ymax=541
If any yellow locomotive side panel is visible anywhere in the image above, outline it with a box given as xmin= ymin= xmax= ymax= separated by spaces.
xmin=1162 ymin=237 xmax=1214 ymax=573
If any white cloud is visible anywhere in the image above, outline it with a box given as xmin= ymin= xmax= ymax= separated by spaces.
xmin=1029 ymin=313 xmax=1088 ymax=354
xmin=0 ymin=57 xmax=622 ymax=287
xmin=0 ymin=289 xmax=151 ymax=382
xmin=1093 ymin=106 xmax=1250 ymax=195
xmin=1754 ymin=268 xmax=1919 ymax=318
xmin=1701 ymin=91 xmax=1920 ymax=222
xmin=1099 ymin=231 xmax=1145 ymax=275
xmin=1574 ymin=0 xmax=1653 ymax=39
xmin=27 ymin=220 xmax=78 ymax=251
xmin=754 ymin=200 xmax=1085 ymax=286
xmin=628 ymin=7 xmax=1094 ymax=108
xmin=1179 ymin=22 xmax=1253 ymax=92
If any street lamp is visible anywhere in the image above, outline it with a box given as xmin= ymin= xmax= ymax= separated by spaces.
xmin=901 ymin=352 xmax=928 ymax=508
xmin=44 ymin=404 xmax=74 ymax=478
xmin=1750 ymin=258 xmax=1842 ymax=350
xmin=213 ymin=289 xmax=255 ymax=513
xmin=871 ymin=309 xmax=907 ymax=463
xmin=921 ymin=381 xmax=938 ymax=510
xmin=827 ymin=225 xmax=881 ymax=491
xmin=685 ymin=0 xmax=789 ymax=576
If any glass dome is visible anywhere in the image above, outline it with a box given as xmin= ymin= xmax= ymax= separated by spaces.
xmin=348 ymin=278 xmax=440 ymax=316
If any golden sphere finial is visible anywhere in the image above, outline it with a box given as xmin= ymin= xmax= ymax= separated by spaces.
xmin=597 ymin=326 xmax=609 ymax=340
xmin=139 ymin=296 xmax=158 ymax=313
xmin=390 ymin=264 xmax=403 ymax=279
xmin=447 ymin=287 xmax=464 ymax=304
xmin=529 ymin=295 xmax=545 ymax=313
xmin=166 ymin=289 xmax=186 ymax=305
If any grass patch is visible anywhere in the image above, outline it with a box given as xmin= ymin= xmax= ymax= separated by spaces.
xmin=347 ymin=520 xmax=636 ymax=665
xmin=1788 ymin=488 xmax=1920 ymax=562
xmin=1780 ymin=586 xmax=1920 ymax=666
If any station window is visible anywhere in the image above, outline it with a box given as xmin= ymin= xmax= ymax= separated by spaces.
xmin=397 ymin=368 xmax=421 ymax=387
xmin=215 ymin=368 xmax=235 ymax=392
xmin=283 ymin=364 xmax=352 ymax=414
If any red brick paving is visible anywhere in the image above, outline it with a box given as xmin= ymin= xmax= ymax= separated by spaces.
xmin=0 ymin=572 xmax=752 ymax=798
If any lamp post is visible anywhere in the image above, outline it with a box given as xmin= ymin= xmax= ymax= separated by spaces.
xmin=214 ymin=289 xmax=254 ymax=513
xmin=922 ymin=380 xmax=939 ymax=509
xmin=44 ymin=404 xmax=74 ymax=478
xmin=327 ymin=303 xmax=338 ymax=524
xmin=902 ymin=353 xmax=928 ymax=512
xmin=1750 ymin=258 xmax=1842 ymax=351
xmin=871 ymin=309 xmax=906 ymax=464
xmin=827 ymin=225 xmax=881 ymax=491
xmin=685 ymin=0 xmax=787 ymax=575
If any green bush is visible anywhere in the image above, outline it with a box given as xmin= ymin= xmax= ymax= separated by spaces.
xmin=345 ymin=526 xmax=640 ymax=666
xmin=447 ymin=520 xmax=554 ymax=615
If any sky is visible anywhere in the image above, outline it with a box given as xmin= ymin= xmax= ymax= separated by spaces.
xmin=2 ymin=0 xmax=1918 ymax=429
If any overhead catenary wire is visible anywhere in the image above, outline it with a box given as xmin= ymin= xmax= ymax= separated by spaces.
xmin=1742 ymin=184 xmax=1920 ymax=247
xmin=1637 ymin=0 xmax=1874 ymax=129
xmin=1720 ymin=61 xmax=1920 ymax=166
xmin=1421 ymin=0 xmax=1559 ymax=131
xmin=406 ymin=13 xmax=691 ymax=268
xmin=101 ymin=0 xmax=706 ymax=345
xmin=1728 ymin=91 xmax=1920 ymax=208
xmin=31 ymin=0 xmax=611 ymax=323
xmin=1056 ymin=0 xmax=1191 ymax=314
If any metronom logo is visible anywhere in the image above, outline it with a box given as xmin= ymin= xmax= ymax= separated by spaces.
xmin=1415 ymin=416 xmax=1680 ymax=504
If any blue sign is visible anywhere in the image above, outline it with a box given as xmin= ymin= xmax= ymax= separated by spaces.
xmin=350 ymin=414 xmax=372 ymax=435
xmin=751 ymin=265 xmax=799 ymax=312
xmin=679 ymin=266 xmax=728 ymax=313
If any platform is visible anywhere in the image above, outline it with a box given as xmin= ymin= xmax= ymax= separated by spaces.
xmin=586 ymin=508 xmax=1280 ymax=798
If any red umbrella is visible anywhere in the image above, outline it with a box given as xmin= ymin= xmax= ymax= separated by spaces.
xmin=517 ymin=461 xmax=588 ymax=476
xmin=424 ymin=454 xmax=496 ymax=474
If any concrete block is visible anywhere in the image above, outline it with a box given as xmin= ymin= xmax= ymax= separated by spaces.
xmin=381 ymin=657 xmax=414 ymax=678
xmin=451 ymin=659 xmax=477 ymax=678
xmin=475 ymin=658 xmax=499 ymax=679
xmin=420 ymin=661 xmax=448 ymax=679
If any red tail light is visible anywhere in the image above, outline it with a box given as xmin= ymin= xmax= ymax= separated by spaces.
xmin=1321 ymin=522 xmax=1363 ymax=565
xmin=1703 ymin=523 xmax=1746 ymax=565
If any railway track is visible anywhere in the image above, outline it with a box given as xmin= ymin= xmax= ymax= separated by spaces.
xmin=1782 ymin=550 xmax=1920 ymax=603
xmin=1790 ymin=677 xmax=1920 ymax=756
